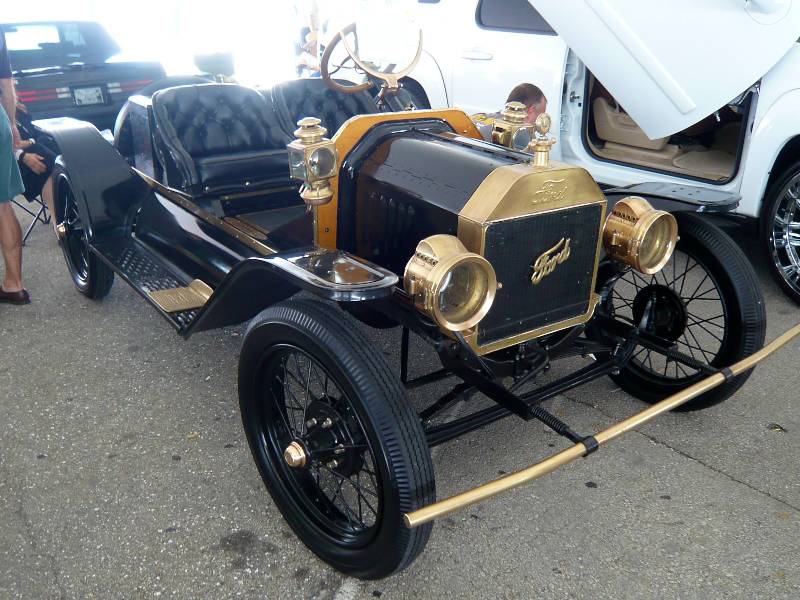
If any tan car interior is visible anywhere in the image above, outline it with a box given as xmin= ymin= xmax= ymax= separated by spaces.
xmin=586 ymin=75 xmax=745 ymax=181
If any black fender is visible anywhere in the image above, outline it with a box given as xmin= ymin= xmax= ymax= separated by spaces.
xmin=36 ymin=118 xmax=150 ymax=242
xmin=185 ymin=249 xmax=399 ymax=336
xmin=604 ymin=182 xmax=739 ymax=214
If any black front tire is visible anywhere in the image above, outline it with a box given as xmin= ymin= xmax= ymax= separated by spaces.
xmin=238 ymin=298 xmax=435 ymax=579
xmin=760 ymin=162 xmax=800 ymax=304
xmin=54 ymin=170 xmax=114 ymax=299
xmin=606 ymin=212 xmax=766 ymax=410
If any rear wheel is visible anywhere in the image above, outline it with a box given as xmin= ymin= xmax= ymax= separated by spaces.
xmin=760 ymin=162 xmax=800 ymax=304
xmin=55 ymin=171 xmax=114 ymax=299
xmin=238 ymin=298 xmax=434 ymax=579
xmin=604 ymin=212 xmax=765 ymax=410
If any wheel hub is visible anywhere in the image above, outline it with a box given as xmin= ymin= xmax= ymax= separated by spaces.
xmin=284 ymin=441 xmax=307 ymax=468
xmin=300 ymin=400 xmax=364 ymax=477
xmin=632 ymin=285 xmax=688 ymax=342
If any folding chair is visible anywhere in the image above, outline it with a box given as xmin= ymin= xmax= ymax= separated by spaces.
xmin=11 ymin=195 xmax=50 ymax=246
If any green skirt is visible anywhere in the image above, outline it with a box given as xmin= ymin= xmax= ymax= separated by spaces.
xmin=0 ymin=109 xmax=24 ymax=203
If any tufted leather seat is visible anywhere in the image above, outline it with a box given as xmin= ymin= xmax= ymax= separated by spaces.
xmin=151 ymin=84 xmax=292 ymax=196
xmin=270 ymin=78 xmax=379 ymax=137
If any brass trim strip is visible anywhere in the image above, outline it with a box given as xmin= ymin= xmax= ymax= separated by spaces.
xmin=223 ymin=216 xmax=269 ymax=239
xmin=403 ymin=321 xmax=800 ymax=528
xmin=133 ymin=169 xmax=277 ymax=256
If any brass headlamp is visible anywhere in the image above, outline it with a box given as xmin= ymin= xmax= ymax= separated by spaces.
xmin=404 ymin=235 xmax=497 ymax=332
xmin=287 ymin=117 xmax=339 ymax=206
xmin=491 ymin=101 xmax=532 ymax=151
xmin=603 ymin=196 xmax=678 ymax=274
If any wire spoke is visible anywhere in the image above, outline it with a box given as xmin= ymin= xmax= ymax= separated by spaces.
xmin=686 ymin=313 xmax=726 ymax=328
xmin=687 ymin=318 xmax=725 ymax=343
xmin=684 ymin=326 xmax=717 ymax=363
xmin=269 ymin=388 xmax=297 ymax=438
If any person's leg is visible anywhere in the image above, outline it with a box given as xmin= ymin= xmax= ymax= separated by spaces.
xmin=0 ymin=201 xmax=23 ymax=292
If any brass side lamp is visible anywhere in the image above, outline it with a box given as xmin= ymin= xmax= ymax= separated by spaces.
xmin=287 ymin=117 xmax=339 ymax=207
xmin=490 ymin=101 xmax=532 ymax=150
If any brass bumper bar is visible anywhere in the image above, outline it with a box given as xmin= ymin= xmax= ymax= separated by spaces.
xmin=404 ymin=322 xmax=800 ymax=529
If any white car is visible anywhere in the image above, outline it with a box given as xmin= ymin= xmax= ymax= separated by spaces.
xmin=410 ymin=0 xmax=800 ymax=303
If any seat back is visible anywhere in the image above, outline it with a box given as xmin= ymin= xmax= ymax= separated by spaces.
xmin=593 ymin=97 xmax=668 ymax=151
xmin=151 ymin=84 xmax=291 ymax=195
xmin=270 ymin=78 xmax=379 ymax=137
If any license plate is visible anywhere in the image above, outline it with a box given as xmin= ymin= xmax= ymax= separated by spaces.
xmin=73 ymin=86 xmax=105 ymax=106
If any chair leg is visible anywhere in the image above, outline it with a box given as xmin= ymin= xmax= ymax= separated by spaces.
xmin=18 ymin=197 xmax=49 ymax=246
xmin=21 ymin=205 xmax=44 ymax=246
xmin=11 ymin=198 xmax=37 ymax=220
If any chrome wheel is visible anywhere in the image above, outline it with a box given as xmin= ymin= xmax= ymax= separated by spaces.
xmin=768 ymin=173 xmax=800 ymax=296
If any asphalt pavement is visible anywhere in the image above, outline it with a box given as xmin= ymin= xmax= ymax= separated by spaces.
xmin=0 ymin=205 xmax=798 ymax=600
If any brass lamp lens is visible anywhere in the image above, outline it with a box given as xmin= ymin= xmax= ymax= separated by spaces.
xmin=309 ymin=147 xmax=336 ymax=178
xmin=602 ymin=196 xmax=678 ymax=275
xmin=638 ymin=213 xmax=677 ymax=273
xmin=437 ymin=262 xmax=492 ymax=327
xmin=404 ymin=234 xmax=497 ymax=332
xmin=511 ymin=127 xmax=532 ymax=151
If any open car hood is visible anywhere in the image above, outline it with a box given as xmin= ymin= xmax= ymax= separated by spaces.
xmin=529 ymin=0 xmax=800 ymax=138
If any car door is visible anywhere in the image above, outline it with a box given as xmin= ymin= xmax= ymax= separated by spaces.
xmin=529 ymin=0 xmax=800 ymax=139
xmin=449 ymin=0 xmax=569 ymax=118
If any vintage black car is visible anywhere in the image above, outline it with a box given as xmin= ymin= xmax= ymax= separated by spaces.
xmin=3 ymin=21 xmax=165 ymax=131
xmin=35 ymin=23 xmax=800 ymax=580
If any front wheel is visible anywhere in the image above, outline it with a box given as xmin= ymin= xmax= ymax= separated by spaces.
xmin=54 ymin=170 xmax=114 ymax=299
xmin=602 ymin=212 xmax=766 ymax=410
xmin=760 ymin=162 xmax=800 ymax=304
xmin=238 ymin=298 xmax=435 ymax=579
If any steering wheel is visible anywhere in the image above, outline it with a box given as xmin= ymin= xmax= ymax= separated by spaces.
xmin=321 ymin=22 xmax=423 ymax=95
xmin=321 ymin=24 xmax=374 ymax=95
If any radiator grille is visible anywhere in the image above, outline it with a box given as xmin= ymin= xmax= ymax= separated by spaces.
xmin=477 ymin=204 xmax=604 ymax=346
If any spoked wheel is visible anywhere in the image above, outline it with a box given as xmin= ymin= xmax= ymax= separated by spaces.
xmin=239 ymin=299 xmax=435 ymax=579
xmin=761 ymin=163 xmax=800 ymax=304
xmin=55 ymin=171 xmax=114 ymax=299
xmin=603 ymin=212 xmax=765 ymax=410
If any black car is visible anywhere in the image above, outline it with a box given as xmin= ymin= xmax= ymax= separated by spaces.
xmin=34 ymin=25 xmax=799 ymax=579
xmin=2 ymin=21 xmax=165 ymax=131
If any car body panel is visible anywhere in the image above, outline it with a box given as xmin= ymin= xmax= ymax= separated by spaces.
xmin=415 ymin=0 xmax=568 ymax=154
xmin=527 ymin=0 xmax=800 ymax=139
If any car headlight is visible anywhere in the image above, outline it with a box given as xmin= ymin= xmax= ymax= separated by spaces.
xmin=602 ymin=196 xmax=678 ymax=274
xmin=404 ymin=235 xmax=497 ymax=332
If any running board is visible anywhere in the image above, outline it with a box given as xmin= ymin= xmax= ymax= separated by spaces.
xmin=403 ymin=321 xmax=800 ymax=528
xmin=92 ymin=237 xmax=208 ymax=331
xmin=148 ymin=280 xmax=213 ymax=313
